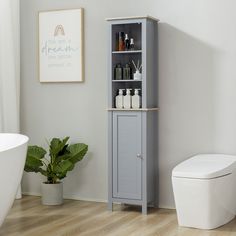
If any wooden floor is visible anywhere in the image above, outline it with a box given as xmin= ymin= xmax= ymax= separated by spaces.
xmin=1 ymin=196 xmax=236 ymax=236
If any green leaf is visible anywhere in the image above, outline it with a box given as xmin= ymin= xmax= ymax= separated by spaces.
xmin=24 ymin=166 xmax=41 ymax=173
xmin=27 ymin=146 xmax=46 ymax=159
xmin=54 ymin=160 xmax=74 ymax=174
xmin=26 ymin=157 xmax=42 ymax=168
xmin=66 ymin=143 xmax=88 ymax=171
xmin=24 ymin=146 xmax=46 ymax=173
xmin=49 ymin=137 xmax=70 ymax=158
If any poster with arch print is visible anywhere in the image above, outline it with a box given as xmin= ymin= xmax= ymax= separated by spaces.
xmin=39 ymin=8 xmax=84 ymax=82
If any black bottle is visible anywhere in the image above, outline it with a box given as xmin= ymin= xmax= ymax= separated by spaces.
xmin=125 ymin=34 xmax=130 ymax=51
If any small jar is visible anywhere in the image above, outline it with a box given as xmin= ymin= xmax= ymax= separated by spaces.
xmin=130 ymin=38 xmax=135 ymax=50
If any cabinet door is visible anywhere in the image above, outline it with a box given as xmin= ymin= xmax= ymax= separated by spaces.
xmin=112 ymin=112 xmax=142 ymax=200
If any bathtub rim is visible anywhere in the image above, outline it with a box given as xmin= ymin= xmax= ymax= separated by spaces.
xmin=0 ymin=133 xmax=29 ymax=153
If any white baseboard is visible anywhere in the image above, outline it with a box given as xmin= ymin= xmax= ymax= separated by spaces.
xmin=22 ymin=191 xmax=107 ymax=203
xmin=22 ymin=191 xmax=41 ymax=197
xmin=158 ymin=204 xmax=176 ymax=210
xmin=22 ymin=192 xmax=175 ymax=209
xmin=63 ymin=194 xmax=107 ymax=203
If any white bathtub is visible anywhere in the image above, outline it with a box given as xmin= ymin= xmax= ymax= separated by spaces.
xmin=0 ymin=133 xmax=29 ymax=227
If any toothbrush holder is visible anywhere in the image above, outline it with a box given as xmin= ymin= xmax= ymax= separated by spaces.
xmin=133 ymin=70 xmax=142 ymax=81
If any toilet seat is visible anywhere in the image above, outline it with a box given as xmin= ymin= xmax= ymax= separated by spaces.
xmin=172 ymin=154 xmax=236 ymax=179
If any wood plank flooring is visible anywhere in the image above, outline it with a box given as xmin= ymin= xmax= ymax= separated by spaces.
xmin=0 ymin=196 xmax=236 ymax=236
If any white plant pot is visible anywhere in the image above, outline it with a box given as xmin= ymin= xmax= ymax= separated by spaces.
xmin=41 ymin=182 xmax=63 ymax=205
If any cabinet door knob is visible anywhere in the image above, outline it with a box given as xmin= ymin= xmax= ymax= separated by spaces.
xmin=137 ymin=154 xmax=143 ymax=159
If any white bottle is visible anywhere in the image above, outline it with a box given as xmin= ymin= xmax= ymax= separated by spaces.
xmin=115 ymin=89 xmax=125 ymax=108
xmin=124 ymin=89 xmax=132 ymax=109
xmin=133 ymin=70 xmax=142 ymax=80
xmin=132 ymin=89 xmax=141 ymax=109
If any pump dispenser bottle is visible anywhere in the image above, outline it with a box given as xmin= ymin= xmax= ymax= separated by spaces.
xmin=132 ymin=89 xmax=141 ymax=108
xmin=115 ymin=89 xmax=125 ymax=108
xmin=124 ymin=89 xmax=132 ymax=109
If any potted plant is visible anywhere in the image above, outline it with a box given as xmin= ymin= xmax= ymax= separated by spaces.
xmin=24 ymin=136 xmax=88 ymax=205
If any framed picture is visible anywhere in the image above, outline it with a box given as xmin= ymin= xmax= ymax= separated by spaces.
xmin=39 ymin=8 xmax=84 ymax=83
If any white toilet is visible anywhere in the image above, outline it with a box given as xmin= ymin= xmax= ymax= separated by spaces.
xmin=172 ymin=154 xmax=236 ymax=230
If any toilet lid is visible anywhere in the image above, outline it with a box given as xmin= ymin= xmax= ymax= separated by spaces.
xmin=172 ymin=154 xmax=236 ymax=179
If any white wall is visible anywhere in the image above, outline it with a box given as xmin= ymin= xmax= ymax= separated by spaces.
xmin=21 ymin=0 xmax=236 ymax=208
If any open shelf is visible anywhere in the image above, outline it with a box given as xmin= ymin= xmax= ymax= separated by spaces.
xmin=112 ymin=80 xmax=142 ymax=82
xmin=112 ymin=81 xmax=142 ymax=108
xmin=110 ymin=22 xmax=143 ymax=108
xmin=112 ymin=50 xmax=142 ymax=54
xmin=112 ymin=23 xmax=142 ymax=52
xmin=112 ymin=53 xmax=142 ymax=81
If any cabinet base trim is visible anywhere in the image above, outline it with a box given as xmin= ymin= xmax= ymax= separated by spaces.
xmin=107 ymin=108 xmax=158 ymax=111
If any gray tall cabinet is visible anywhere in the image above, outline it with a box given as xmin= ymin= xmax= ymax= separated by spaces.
xmin=107 ymin=16 xmax=159 ymax=214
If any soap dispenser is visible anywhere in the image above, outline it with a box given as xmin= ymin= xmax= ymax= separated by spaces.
xmin=132 ymin=89 xmax=141 ymax=109
xmin=124 ymin=89 xmax=132 ymax=109
xmin=115 ymin=89 xmax=125 ymax=108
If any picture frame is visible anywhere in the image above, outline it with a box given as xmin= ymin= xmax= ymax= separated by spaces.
xmin=38 ymin=8 xmax=84 ymax=83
